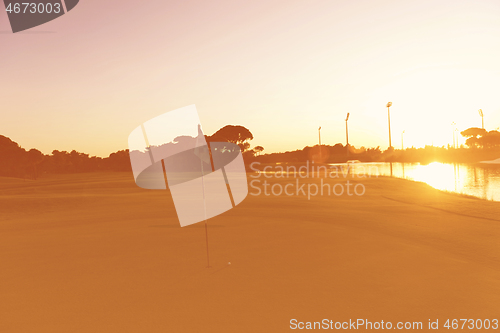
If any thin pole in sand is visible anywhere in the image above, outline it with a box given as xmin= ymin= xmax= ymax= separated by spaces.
xmin=201 ymin=155 xmax=211 ymax=268
xmin=195 ymin=124 xmax=212 ymax=269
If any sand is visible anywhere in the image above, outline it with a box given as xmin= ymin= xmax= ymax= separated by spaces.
xmin=1 ymin=172 xmax=500 ymax=332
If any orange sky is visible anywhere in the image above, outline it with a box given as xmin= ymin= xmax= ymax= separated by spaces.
xmin=1 ymin=0 xmax=500 ymax=157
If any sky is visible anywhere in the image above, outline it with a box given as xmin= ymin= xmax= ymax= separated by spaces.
xmin=1 ymin=0 xmax=500 ymax=157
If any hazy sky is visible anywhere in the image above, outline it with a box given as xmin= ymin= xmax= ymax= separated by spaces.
xmin=1 ymin=0 xmax=500 ymax=156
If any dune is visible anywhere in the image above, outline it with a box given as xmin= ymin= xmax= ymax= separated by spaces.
xmin=1 ymin=173 xmax=499 ymax=332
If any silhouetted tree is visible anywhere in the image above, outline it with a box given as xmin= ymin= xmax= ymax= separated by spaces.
xmin=460 ymin=128 xmax=500 ymax=148
xmin=209 ymin=125 xmax=253 ymax=152
xmin=254 ymin=146 xmax=264 ymax=156
xmin=479 ymin=130 xmax=500 ymax=148
xmin=0 ymin=135 xmax=27 ymax=177
xmin=27 ymin=149 xmax=44 ymax=179
xmin=461 ymin=127 xmax=488 ymax=148
xmin=107 ymin=150 xmax=132 ymax=171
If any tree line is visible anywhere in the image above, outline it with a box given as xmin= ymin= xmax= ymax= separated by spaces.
xmin=3 ymin=125 xmax=500 ymax=180
xmin=0 ymin=125 xmax=261 ymax=180
xmin=254 ymin=126 xmax=500 ymax=165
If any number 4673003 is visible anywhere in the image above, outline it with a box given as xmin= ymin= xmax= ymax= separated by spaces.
xmin=444 ymin=319 xmax=498 ymax=330
xmin=6 ymin=3 xmax=62 ymax=14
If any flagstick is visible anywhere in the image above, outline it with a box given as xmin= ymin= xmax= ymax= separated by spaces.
xmin=201 ymin=153 xmax=211 ymax=268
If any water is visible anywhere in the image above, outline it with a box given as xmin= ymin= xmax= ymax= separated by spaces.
xmin=342 ymin=162 xmax=500 ymax=201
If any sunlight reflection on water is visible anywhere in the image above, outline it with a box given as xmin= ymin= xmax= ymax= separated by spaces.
xmin=346 ymin=162 xmax=500 ymax=201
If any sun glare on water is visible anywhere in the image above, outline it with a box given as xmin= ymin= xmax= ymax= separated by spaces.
xmin=409 ymin=162 xmax=459 ymax=193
